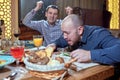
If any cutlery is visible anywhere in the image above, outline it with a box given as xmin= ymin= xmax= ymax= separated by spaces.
xmin=52 ymin=71 xmax=67 ymax=80
xmin=59 ymin=71 xmax=67 ymax=80
xmin=64 ymin=58 xmax=77 ymax=68
xmin=3 ymin=72 xmax=17 ymax=80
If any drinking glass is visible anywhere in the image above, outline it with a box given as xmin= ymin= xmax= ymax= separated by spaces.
xmin=10 ymin=41 xmax=25 ymax=66
xmin=14 ymin=28 xmax=21 ymax=41
xmin=33 ymin=35 xmax=43 ymax=50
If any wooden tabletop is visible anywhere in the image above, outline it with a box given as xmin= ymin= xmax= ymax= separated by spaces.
xmin=65 ymin=65 xmax=114 ymax=80
xmin=0 ymin=63 xmax=114 ymax=80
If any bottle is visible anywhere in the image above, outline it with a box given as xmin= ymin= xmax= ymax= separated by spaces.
xmin=0 ymin=20 xmax=4 ymax=39
xmin=0 ymin=20 xmax=4 ymax=49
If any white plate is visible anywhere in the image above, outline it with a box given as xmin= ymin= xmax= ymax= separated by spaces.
xmin=25 ymin=46 xmax=46 ymax=51
xmin=24 ymin=54 xmax=71 ymax=72
xmin=24 ymin=58 xmax=65 ymax=72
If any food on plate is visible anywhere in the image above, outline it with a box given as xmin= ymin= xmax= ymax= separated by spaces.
xmin=47 ymin=57 xmax=64 ymax=66
xmin=25 ymin=47 xmax=66 ymax=66
xmin=47 ymin=59 xmax=60 ymax=66
xmin=36 ymin=50 xmax=47 ymax=59
xmin=55 ymin=57 xmax=64 ymax=63
xmin=0 ymin=59 xmax=6 ymax=65
xmin=45 ymin=47 xmax=54 ymax=58
xmin=63 ymin=52 xmax=70 ymax=56
xmin=25 ymin=50 xmax=49 ymax=65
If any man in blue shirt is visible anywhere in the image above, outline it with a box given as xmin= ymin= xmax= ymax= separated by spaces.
xmin=49 ymin=14 xmax=120 ymax=65
xmin=48 ymin=14 xmax=120 ymax=79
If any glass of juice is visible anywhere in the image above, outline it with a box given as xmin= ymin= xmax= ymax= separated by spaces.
xmin=33 ymin=35 xmax=43 ymax=51
xmin=10 ymin=41 xmax=25 ymax=66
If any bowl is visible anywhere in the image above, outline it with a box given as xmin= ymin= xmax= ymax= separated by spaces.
xmin=24 ymin=53 xmax=71 ymax=72
xmin=24 ymin=57 xmax=65 ymax=72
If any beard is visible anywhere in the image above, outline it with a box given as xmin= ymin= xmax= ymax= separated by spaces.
xmin=68 ymin=34 xmax=81 ymax=51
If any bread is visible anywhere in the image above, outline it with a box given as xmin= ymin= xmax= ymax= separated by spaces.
xmin=45 ymin=47 xmax=54 ymax=58
xmin=36 ymin=50 xmax=47 ymax=59
xmin=55 ymin=57 xmax=64 ymax=63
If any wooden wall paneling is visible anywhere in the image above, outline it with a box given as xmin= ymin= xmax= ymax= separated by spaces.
xmin=76 ymin=0 xmax=104 ymax=10
xmin=19 ymin=25 xmax=40 ymax=40
xmin=56 ymin=0 xmax=81 ymax=19
xmin=73 ymin=0 xmax=80 ymax=7
xmin=11 ymin=0 xmax=19 ymax=41
xmin=56 ymin=0 xmax=64 ymax=19
xmin=80 ymin=0 xmax=87 ymax=8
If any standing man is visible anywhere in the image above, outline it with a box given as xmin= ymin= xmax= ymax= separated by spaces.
xmin=23 ymin=1 xmax=70 ymax=46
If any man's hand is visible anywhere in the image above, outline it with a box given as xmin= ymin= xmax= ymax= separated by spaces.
xmin=34 ymin=1 xmax=43 ymax=11
xmin=70 ymin=49 xmax=91 ymax=63
xmin=65 ymin=6 xmax=73 ymax=15
xmin=47 ymin=43 xmax=56 ymax=51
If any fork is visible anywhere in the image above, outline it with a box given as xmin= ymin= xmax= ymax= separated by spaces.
xmin=52 ymin=70 xmax=67 ymax=80
xmin=59 ymin=71 xmax=67 ymax=80
xmin=64 ymin=58 xmax=77 ymax=68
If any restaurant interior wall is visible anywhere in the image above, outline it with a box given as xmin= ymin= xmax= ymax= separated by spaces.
xmin=0 ymin=0 xmax=119 ymax=40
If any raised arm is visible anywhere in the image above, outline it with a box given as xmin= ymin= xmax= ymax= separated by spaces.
xmin=22 ymin=1 xmax=43 ymax=30
xmin=34 ymin=1 xmax=43 ymax=12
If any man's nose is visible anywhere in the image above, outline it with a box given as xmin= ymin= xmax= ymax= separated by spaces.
xmin=63 ymin=34 xmax=67 ymax=39
xmin=50 ymin=13 xmax=54 ymax=17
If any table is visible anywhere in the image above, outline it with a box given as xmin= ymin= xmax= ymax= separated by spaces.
xmin=65 ymin=65 xmax=114 ymax=80
xmin=0 ymin=63 xmax=114 ymax=80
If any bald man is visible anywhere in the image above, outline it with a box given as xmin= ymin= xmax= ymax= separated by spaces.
xmin=49 ymin=14 xmax=120 ymax=65
xmin=47 ymin=14 xmax=120 ymax=80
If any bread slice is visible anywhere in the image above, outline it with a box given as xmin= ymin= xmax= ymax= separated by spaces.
xmin=45 ymin=47 xmax=54 ymax=58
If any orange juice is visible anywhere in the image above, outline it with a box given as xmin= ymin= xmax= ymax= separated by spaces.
xmin=33 ymin=38 xmax=43 ymax=47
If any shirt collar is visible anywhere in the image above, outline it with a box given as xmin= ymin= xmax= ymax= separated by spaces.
xmin=81 ymin=25 xmax=96 ymax=43
xmin=46 ymin=19 xmax=60 ymax=27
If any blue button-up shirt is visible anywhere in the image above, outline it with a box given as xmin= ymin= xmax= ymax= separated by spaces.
xmin=55 ymin=25 xmax=120 ymax=65
xmin=23 ymin=10 xmax=62 ymax=46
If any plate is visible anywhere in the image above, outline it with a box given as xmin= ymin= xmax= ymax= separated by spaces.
xmin=25 ymin=46 xmax=46 ymax=51
xmin=24 ymin=57 xmax=65 ymax=72
xmin=24 ymin=53 xmax=71 ymax=72
xmin=25 ymin=40 xmax=34 ymax=48
xmin=0 ymin=55 xmax=15 ymax=69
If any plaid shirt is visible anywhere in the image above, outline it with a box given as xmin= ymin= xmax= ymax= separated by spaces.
xmin=23 ymin=10 xmax=62 ymax=46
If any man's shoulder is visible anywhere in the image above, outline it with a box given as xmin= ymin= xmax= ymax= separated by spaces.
xmin=84 ymin=25 xmax=111 ymax=37
xmin=85 ymin=25 xmax=108 ymax=32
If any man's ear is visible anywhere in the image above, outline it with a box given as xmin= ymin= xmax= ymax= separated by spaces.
xmin=77 ymin=26 xmax=84 ymax=35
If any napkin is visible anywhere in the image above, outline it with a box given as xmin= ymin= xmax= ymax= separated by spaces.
xmin=73 ymin=62 xmax=99 ymax=71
